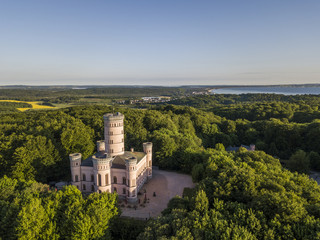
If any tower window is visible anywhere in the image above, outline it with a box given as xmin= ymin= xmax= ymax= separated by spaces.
xmin=98 ymin=174 xmax=101 ymax=186
xmin=105 ymin=174 xmax=109 ymax=185
xmin=75 ymin=175 xmax=79 ymax=182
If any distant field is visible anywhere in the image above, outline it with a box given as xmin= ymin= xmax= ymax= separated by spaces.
xmin=0 ymin=100 xmax=56 ymax=111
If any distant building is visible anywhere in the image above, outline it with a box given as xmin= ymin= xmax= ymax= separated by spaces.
xmin=226 ymin=144 xmax=255 ymax=152
xmin=70 ymin=112 xmax=152 ymax=203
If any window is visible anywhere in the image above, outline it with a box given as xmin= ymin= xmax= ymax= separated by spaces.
xmin=75 ymin=175 xmax=79 ymax=182
xmin=105 ymin=174 xmax=109 ymax=185
xmin=76 ymin=162 xmax=78 ymax=166
xmin=91 ymin=174 xmax=94 ymax=182
xmin=122 ymin=177 xmax=126 ymax=184
xmin=123 ymin=188 xmax=126 ymax=194
xmin=91 ymin=185 xmax=94 ymax=192
xmin=111 ymin=149 xmax=114 ymax=153
xmin=114 ymin=187 xmax=117 ymax=192
xmin=83 ymin=174 xmax=86 ymax=181
xmin=127 ymin=190 xmax=129 ymax=197
xmin=99 ymin=190 xmax=101 ymax=193
xmin=98 ymin=174 xmax=101 ymax=186
xmin=83 ymin=184 xmax=86 ymax=190
xmin=113 ymin=176 xmax=117 ymax=184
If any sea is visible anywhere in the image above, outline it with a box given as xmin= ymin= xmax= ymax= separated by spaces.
xmin=210 ymin=86 xmax=320 ymax=95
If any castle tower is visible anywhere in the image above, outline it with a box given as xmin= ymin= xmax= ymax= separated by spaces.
xmin=143 ymin=142 xmax=153 ymax=179
xmin=103 ymin=112 xmax=125 ymax=157
xmin=69 ymin=153 xmax=82 ymax=190
xmin=125 ymin=157 xmax=138 ymax=203
xmin=96 ymin=140 xmax=105 ymax=152
xmin=92 ymin=153 xmax=112 ymax=193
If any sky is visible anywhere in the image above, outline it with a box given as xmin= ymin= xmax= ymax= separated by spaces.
xmin=0 ymin=0 xmax=319 ymax=86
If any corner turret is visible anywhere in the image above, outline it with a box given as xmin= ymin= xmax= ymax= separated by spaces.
xmin=69 ymin=153 xmax=82 ymax=190
xmin=125 ymin=156 xmax=138 ymax=203
xmin=143 ymin=142 xmax=153 ymax=179
xmin=92 ymin=153 xmax=113 ymax=193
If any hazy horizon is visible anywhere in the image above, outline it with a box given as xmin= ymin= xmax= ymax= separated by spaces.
xmin=1 ymin=1 xmax=319 ymax=85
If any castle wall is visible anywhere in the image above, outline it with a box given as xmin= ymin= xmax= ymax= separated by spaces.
xmin=81 ymin=166 xmax=95 ymax=193
xmin=111 ymin=168 xmax=127 ymax=198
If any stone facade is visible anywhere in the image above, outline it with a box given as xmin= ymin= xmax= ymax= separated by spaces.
xmin=70 ymin=112 xmax=152 ymax=203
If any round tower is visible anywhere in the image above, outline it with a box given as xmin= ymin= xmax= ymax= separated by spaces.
xmin=96 ymin=140 xmax=105 ymax=152
xmin=125 ymin=157 xmax=138 ymax=203
xmin=69 ymin=153 xmax=82 ymax=190
xmin=143 ymin=142 xmax=153 ymax=179
xmin=92 ymin=153 xmax=113 ymax=193
xmin=103 ymin=112 xmax=125 ymax=157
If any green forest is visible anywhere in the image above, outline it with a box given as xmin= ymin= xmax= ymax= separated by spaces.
xmin=1 ymin=92 xmax=320 ymax=239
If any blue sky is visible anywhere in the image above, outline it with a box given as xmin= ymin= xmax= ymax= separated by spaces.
xmin=0 ymin=0 xmax=319 ymax=85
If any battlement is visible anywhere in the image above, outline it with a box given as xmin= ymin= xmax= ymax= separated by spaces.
xmin=103 ymin=112 xmax=124 ymax=121
xmin=125 ymin=156 xmax=137 ymax=165
xmin=92 ymin=153 xmax=113 ymax=165
xmin=143 ymin=142 xmax=153 ymax=148
xmin=69 ymin=153 xmax=82 ymax=161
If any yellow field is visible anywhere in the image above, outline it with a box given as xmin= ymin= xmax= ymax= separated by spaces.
xmin=0 ymin=100 xmax=56 ymax=111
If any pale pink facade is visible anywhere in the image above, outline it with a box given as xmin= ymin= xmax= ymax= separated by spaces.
xmin=70 ymin=112 xmax=152 ymax=203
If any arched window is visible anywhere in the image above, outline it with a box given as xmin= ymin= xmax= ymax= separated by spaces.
xmin=122 ymin=177 xmax=126 ymax=184
xmin=114 ymin=187 xmax=117 ymax=192
xmin=75 ymin=175 xmax=79 ymax=182
xmin=105 ymin=174 xmax=109 ymax=185
xmin=98 ymin=174 xmax=101 ymax=186
xmin=113 ymin=176 xmax=117 ymax=184
xmin=83 ymin=184 xmax=86 ymax=190
xmin=91 ymin=174 xmax=94 ymax=182
xmin=83 ymin=174 xmax=86 ymax=181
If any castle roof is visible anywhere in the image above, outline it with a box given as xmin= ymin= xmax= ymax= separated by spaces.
xmin=81 ymin=151 xmax=146 ymax=169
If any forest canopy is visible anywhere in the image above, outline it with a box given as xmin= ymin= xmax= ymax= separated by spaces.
xmin=1 ymin=93 xmax=320 ymax=239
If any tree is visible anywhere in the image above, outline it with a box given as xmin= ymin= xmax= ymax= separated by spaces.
xmin=308 ymin=151 xmax=320 ymax=171
xmin=287 ymin=150 xmax=310 ymax=174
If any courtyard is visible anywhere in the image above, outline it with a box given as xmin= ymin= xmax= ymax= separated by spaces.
xmin=120 ymin=168 xmax=195 ymax=219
